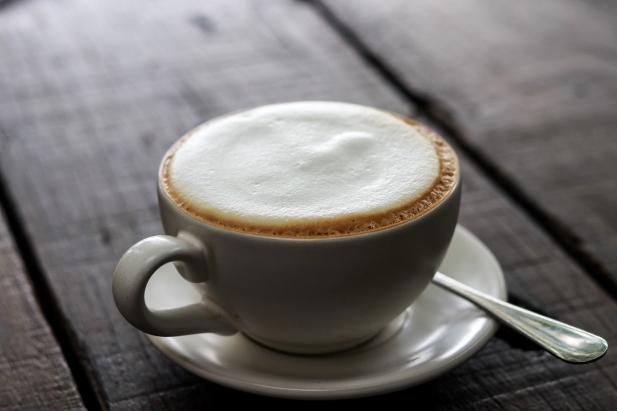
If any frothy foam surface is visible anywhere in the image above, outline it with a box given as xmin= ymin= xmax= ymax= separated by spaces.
xmin=162 ymin=102 xmax=458 ymax=237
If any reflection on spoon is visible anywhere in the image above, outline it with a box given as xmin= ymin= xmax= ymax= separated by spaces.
xmin=432 ymin=272 xmax=608 ymax=364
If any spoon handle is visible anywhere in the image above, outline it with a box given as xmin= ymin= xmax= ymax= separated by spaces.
xmin=432 ymin=272 xmax=608 ymax=363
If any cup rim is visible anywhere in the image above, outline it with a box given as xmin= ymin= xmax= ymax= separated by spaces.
xmin=157 ymin=102 xmax=461 ymax=241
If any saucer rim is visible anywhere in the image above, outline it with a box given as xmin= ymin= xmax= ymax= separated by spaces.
xmin=147 ymin=225 xmax=506 ymax=400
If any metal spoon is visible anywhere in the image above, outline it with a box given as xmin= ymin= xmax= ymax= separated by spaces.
xmin=432 ymin=272 xmax=608 ymax=364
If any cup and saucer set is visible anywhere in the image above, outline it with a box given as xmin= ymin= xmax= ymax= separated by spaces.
xmin=142 ymin=225 xmax=505 ymax=400
xmin=115 ymin=103 xmax=605 ymax=400
xmin=113 ymin=103 xmax=506 ymax=400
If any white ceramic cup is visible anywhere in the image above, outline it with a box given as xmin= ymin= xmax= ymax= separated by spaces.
xmin=113 ymin=118 xmax=461 ymax=355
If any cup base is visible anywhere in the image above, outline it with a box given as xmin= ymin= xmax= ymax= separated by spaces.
xmin=244 ymin=331 xmax=382 ymax=356
xmin=242 ymin=311 xmax=410 ymax=355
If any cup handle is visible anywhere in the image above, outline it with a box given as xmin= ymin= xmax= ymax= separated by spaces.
xmin=112 ymin=233 xmax=237 ymax=337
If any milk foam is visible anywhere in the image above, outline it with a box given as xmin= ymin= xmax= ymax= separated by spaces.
xmin=162 ymin=102 xmax=457 ymax=236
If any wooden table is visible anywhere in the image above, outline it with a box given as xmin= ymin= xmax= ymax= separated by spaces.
xmin=1 ymin=0 xmax=616 ymax=409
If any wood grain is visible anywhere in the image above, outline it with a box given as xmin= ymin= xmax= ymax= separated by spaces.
xmin=0 ymin=207 xmax=85 ymax=410
xmin=319 ymin=0 xmax=617 ymax=288
xmin=0 ymin=0 xmax=616 ymax=409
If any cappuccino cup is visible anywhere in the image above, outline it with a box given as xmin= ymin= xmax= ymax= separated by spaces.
xmin=113 ymin=102 xmax=460 ymax=354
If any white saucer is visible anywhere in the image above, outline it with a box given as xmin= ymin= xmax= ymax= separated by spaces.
xmin=145 ymin=225 xmax=506 ymax=400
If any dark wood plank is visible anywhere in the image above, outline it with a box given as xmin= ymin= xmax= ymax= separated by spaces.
xmin=584 ymin=0 xmax=617 ymax=17
xmin=0 ymin=207 xmax=85 ymax=410
xmin=319 ymin=0 xmax=617 ymax=289
xmin=1 ymin=0 xmax=617 ymax=409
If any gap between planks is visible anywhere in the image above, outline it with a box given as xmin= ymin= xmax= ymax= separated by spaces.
xmin=0 ymin=168 xmax=105 ymax=411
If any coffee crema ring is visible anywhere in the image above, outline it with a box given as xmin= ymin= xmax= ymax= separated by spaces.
xmin=161 ymin=102 xmax=459 ymax=238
